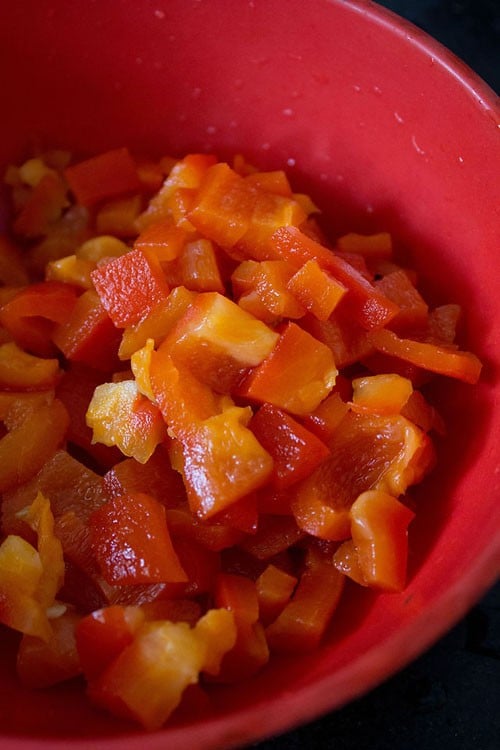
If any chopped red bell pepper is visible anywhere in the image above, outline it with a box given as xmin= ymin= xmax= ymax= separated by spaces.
xmin=0 ymin=281 xmax=79 ymax=357
xmin=249 ymin=403 xmax=330 ymax=489
xmin=91 ymin=248 xmax=170 ymax=328
xmin=265 ymin=543 xmax=344 ymax=652
xmin=237 ymin=321 xmax=337 ymax=415
xmin=267 ymin=226 xmax=400 ymax=330
xmin=52 ymin=289 xmax=122 ymax=372
xmin=76 ymin=604 xmax=146 ymax=681
xmin=0 ymin=397 xmax=69 ymax=493
xmin=64 ymin=147 xmax=141 ymax=207
xmin=17 ymin=610 xmax=82 ymax=688
xmin=90 ymin=492 xmax=188 ymax=586
xmin=0 ymin=342 xmax=61 ymax=391
xmin=369 ymin=327 xmax=482 ymax=384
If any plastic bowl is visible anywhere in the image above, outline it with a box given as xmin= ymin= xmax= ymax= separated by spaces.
xmin=0 ymin=1 xmax=499 ymax=748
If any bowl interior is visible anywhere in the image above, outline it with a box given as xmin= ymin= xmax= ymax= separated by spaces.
xmin=0 ymin=1 xmax=499 ymax=748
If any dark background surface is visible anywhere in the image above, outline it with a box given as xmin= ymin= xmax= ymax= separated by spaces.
xmin=255 ymin=2 xmax=499 ymax=748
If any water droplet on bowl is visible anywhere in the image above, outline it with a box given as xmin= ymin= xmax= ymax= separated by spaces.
xmin=411 ymin=134 xmax=427 ymax=156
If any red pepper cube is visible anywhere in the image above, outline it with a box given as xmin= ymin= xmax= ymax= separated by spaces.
xmin=52 ymin=289 xmax=121 ymax=373
xmin=290 ymin=411 xmax=433 ymax=541
xmin=375 ymin=269 xmax=429 ymax=334
xmin=213 ymin=574 xmax=269 ymax=683
xmin=90 ymin=492 xmax=188 ymax=586
xmin=64 ymin=147 xmax=141 ymax=207
xmin=0 ymin=398 xmax=70 ymax=494
xmin=235 ymin=190 xmax=307 ymax=260
xmin=249 ymin=403 xmax=330 ymax=489
xmin=118 ymin=285 xmax=197 ymax=361
xmin=255 ymin=564 xmax=298 ymax=625
xmin=178 ymin=406 xmax=274 ymax=520
xmin=162 ymin=239 xmax=225 ymax=294
xmin=301 ymin=309 xmax=374 ymax=369
xmin=287 ymin=259 xmax=347 ymax=321
xmin=265 ymin=544 xmax=345 ymax=652
xmin=237 ymin=321 xmax=337 ymax=416
xmin=0 ymin=281 xmax=79 ymax=357
xmin=214 ymin=573 xmax=259 ymax=625
xmin=301 ymin=390 xmax=350 ymax=442
xmin=91 ymin=248 xmax=170 ymax=328
xmin=133 ymin=219 xmax=187 ymax=262
xmin=104 ymin=447 xmax=187 ymax=507
xmin=76 ymin=605 xmax=146 ymax=681
xmin=188 ymin=162 xmax=258 ymax=248
xmin=188 ymin=163 xmax=306 ymax=260
xmin=268 ymin=226 xmax=399 ymax=330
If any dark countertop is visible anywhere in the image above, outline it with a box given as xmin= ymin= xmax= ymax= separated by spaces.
xmin=255 ymin=2 xmax=500 ymax=748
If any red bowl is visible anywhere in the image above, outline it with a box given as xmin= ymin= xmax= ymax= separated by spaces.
xmin=0 ymin=1 xmax=499 ymax=747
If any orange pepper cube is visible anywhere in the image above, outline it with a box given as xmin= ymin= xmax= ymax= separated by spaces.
xmin=336 ymin=232 xmax=393 ymax=259
xmin=133 ymin=219 xmax=186 ymax=262
xmin=232 ymin=260 xmax=305 ymax=319
xmin=168 ymin=292 xmax=279 ymax=392
xmin=188 ymin=162 xmax=258 ymax=248
xmin=88 ymin=609 xmax=235 ymax=730
xmin=179 ymin=406 xmax=273 ymax=519
xmin=91 ymin=248 xmax=170 ymax=328
xmin=136 ymin=153 xmax=217 ymax=231
xmin=237 ymin=321 xmax=337 ymax=415
xmin=351 ymin=373 xmax=413 ymax=415
xmin=162 ymin=239 xmax=225 ymax=294
xmin=189 ymin=163 xmax=306 ymax=258
xmin=0 ymin=342 xmax=61 ymax=391
xmin=287 ymin=259 xmax=347 ymax=320
xmin=350 ymin=489 xmax=415 ymax=592
xmin=150 ymin=348 xmax=226 ymax=438
xmin=86 ymin=380 xmax=166 ymax=464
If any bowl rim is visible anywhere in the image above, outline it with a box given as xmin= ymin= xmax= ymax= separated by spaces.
xmin=1 ymin=1 xmax=499 ymax=748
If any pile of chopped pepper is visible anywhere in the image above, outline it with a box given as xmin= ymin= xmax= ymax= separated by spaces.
xmin=0 ymin=147 xmax=482 ymax=729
